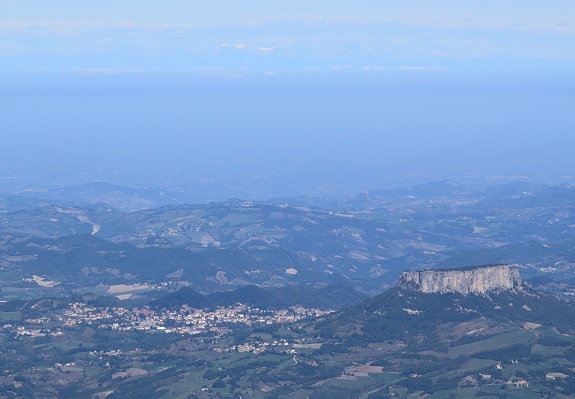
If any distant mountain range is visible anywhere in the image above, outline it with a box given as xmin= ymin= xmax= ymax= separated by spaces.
xmin=1 ymin=181 xmax=575 ymax=302
xmin=6 ymin=182 xmax=198 ymax=212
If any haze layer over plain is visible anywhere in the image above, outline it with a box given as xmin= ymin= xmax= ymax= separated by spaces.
xmin=1 ymin=1 xmax=574 ymax=199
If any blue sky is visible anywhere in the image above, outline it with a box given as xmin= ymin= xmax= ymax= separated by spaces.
xmin=3 ymin=0 xmax=574 ymax=26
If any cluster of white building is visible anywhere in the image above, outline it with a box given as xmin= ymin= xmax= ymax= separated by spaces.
xmin=13 ymin=302 xmax=332 ymax=337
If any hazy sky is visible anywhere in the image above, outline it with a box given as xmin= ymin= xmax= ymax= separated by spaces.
xmin=1 ymin=2 xmax=574 ymax=196
xmin=3 ymin=0 xmax=575 ymax=27
xmin=1 ymin=1 xmax=574 ymax=75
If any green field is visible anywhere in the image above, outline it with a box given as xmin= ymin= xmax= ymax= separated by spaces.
xmin=531 ymin=344 xmax=566 ymax=357
xmin=0 ymin=311 xmax=21 ymax=321
xmin=448 ymin=329 xmax=535 ymax=358
xmin=447 ymin=358 xmax=497 ymax=375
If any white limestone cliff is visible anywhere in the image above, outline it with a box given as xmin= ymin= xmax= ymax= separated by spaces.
xmin=400 ymin=265 xmax=522 ymax=295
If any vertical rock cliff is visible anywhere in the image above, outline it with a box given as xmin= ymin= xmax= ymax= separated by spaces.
xmin=400 ymin=265 xmax=522 ymax=294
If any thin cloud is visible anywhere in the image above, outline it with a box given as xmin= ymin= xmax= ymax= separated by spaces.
xmin=398 ymin=66 xmax=447 ymax=71
xmin=360 ymin=66 xmax=447 ymax=71
xmin=1 ymin=19 xmax=573 ymax=75
xmin=68 ymin=67 xmax=148 ymax=75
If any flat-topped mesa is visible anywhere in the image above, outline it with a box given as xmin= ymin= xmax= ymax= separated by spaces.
xmin=399 ymin=265 xmax=522 ymax=295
